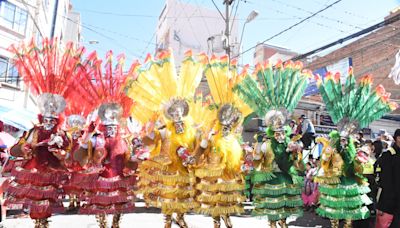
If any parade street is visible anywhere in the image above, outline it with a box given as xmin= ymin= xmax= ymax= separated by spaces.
xmin=3 ymin=203 xmax=332 ymax=228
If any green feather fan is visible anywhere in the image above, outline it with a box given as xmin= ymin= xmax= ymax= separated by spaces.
xmin=317 ymin=67 xmax=397 ymax=129
xmin=234 ymin=61 xmax=310 ymax=117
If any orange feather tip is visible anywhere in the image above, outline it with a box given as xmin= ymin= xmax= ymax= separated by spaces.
xmin=144 ymin=53 xmax=153 ymax=63
xmin=263 ymin=60 xmax=271 ymax=69
xmin=375 ymin=85 xmax=386 ymax=96
xmin=275 ymin=59 xmax=283 ymax=69
xmin=325 ymin=71 xmax=333 ymax=81
xmin=389 ymin=102 xmax=399 ymax=111
xmin=239 ymin=65 xmax=249 ymax=78
xmin=197 ymin=53 xmax=208 ymax=64
xmin=231 ymin=58 xmax=238 ymax=66
xmin=334 ymin=72 xmax=341 ymax=82
xmin=375 ymin=85 xmax=391 ymax=102
xmin=348 ymin=66 xmax=354 ymax=76
xmin=359 ymin=74 xmax=373 ymax=85
xmin=220 ymin=55 xmax=228 ymax=63
xmin=283 ymin=60 xmax=294 ymax=69
xmin=184 ymin=50 xmax=193 ymax=57
xmin=302 ymin=69 xmax=313 ymax=78
xmin=254 ymin=63 xmax=262 ymax=72
xmin=209 ymin=54 xmax=218 ymax=64
xmin=157 ymin=50 xmax=171 ymax=60
xmin=315 ymin=74 xmax=323 ymax=86
xmin=294 ymin=61 xmax=303 ymax=70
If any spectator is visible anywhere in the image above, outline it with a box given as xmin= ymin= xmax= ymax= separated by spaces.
xmin=354 ymin=131 xmax=365 ymax=148
xmin=375 ymin=129 xmax=400 ymax=228
xmin=302 ymin=162 xmax=319 ymax=212
xmin=374 ymin=140 xmax=384 ymax=159
xmin=289 ymin=120 xmax=298 ymax=138
xmin=365 ymin=139 xmax=373 ymax=152
xmin=299 ymin=115 xmax=315 ymax=149
xmin=359 ymin=144 xmax=377 ymax=217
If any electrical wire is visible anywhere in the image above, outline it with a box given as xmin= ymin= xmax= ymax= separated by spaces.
xmin=211 ymin=0 xmax=226 ymax=20
xmin=230 ymin=0 xmax=240 ymax=32
xmin=80 ymin=22 xmax=156 ymax=46
xmin=234 ymin=0 xmax=344 ymax=58
xmin=269 ymin=0 xmax=364 ymax=30
xmin=20 ymin=0 xmax=44 ymax=39
xmin=61 ymin=15 xmax=142 ymax=59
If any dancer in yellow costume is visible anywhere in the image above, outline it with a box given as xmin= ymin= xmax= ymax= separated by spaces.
xmin=194 ymin=56 xmax=252 ymax=228
xmin=125 ymin=50 xmax=209 ymax=228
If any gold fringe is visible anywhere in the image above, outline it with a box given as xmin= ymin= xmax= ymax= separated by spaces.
xmin=157 ymin=188 xmax=196 ymax=198
xmin=314 ymin=176 xmax=341 ymax=184
xmin=161 ymin=201 xmax=199 ymax=214
xmin=140 ymin=159 xmax=170 ymax=171
xmin=195 ymin=167 xmax=224 ymax=178
xmin=197 ymin=193 xmax=246 ymax=203
xmin=155 ymin=173 xmax=192 ymax=185
xmin=196 ymin=182 xmax=244 ymax=192
xmin=139 ymin=170 xmax=192 ymax=185
xmin=196 ymin=204 xmax=244 ymax=217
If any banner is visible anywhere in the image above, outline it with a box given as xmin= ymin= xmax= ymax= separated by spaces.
xmin=304 ymin=57 xmax=352 ymax=96
xmin=320 ymin=114 xmax=334 ymax=126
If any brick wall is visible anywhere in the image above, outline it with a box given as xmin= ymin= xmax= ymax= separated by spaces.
xmin=304 ymin=10 xmax=400 ymax=105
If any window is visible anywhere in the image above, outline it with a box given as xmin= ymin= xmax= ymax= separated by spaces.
xmin=0 ymin=57 xmax=8 ymax=82
xmin=0 ymin=57 xmax=20 ymax=86
xmin=0 ymin=1 xmax=28 ymax=35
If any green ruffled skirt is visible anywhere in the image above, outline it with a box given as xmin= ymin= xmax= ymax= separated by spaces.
xmin=248 ymin=171 xmax=303 ymax=221
xmin=317 ymin=176 xmax=371 ymax=220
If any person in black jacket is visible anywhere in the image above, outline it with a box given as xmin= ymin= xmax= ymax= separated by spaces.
xmin=375 ymin=129 xmax=400 ymax=228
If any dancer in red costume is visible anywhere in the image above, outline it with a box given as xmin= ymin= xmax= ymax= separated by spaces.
xmin=63 ymin=108 xmax=94 ymax=211
xmin=72 ymin=51 xmax=137 ymax=228
xmin=4 ymin=39 xmax=85 ymax=227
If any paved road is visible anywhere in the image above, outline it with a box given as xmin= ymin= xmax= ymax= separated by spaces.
xmin=2 ymin=202 xmax=335 ymax=228
xmin=3 ymin=201 xmax=377 ymax=228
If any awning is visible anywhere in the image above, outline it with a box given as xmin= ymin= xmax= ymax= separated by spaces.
xmin=0 ymin=105 xmax=11 ymax=116
xmin=0 ymin=108 xmax=37 ymax=131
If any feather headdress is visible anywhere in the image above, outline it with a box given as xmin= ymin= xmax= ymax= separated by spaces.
xmin=235 ymin=60 xmax=310 ymax=117
xmin=316 ymin=67 xmax=398 ymax=136
xmin=71 ymin=51 xmax=134 ymax=125
xmin=9 ymin=38 xmax=86 ymax=118
xmin=204 ymin=55 xmax=252 ymax=120
xmin=234 ymin=60 xmax=310 ymax=130
xmin=124 ymin=49 xmax=206 ymax=124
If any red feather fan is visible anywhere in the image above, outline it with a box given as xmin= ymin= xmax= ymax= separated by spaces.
xmin=9 ymin=38 xmax=85 ymax=98
xmin=71 ymin=50 xmax=134 ymax=118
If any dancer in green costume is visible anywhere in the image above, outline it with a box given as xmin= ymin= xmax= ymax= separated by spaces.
xmin=314 ymin=68 xmax=398 ymax=228
xmin=235 ymin=60 xmax=309 ymax=227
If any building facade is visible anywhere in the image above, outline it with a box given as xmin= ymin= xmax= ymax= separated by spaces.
xmin=253 ymin=43 xmax=298 ymax=65
xmin=303 ymin=8 xmax=400 ymax=136
xmin=0 ymin=0 xmax=81 ymax=131
xmin=156 ymin=0 xmax=239 ymax=64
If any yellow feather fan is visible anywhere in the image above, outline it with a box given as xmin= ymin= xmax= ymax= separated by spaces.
xmin=124 ymin=49 xmax=206 ymax=124
xmin=204 ymin=55 xmax=252 ymax=117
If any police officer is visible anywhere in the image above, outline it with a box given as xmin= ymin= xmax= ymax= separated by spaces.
xmin=375 ymin=129 xmax=400 ymax=228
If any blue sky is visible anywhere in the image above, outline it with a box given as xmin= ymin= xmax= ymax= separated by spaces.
xmin=72 ymin=0 xmax=400 ymax=65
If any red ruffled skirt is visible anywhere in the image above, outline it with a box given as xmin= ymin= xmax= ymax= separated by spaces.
xmin=78 ymin=164 xmax=137 ymax=215
xmin=4 ymin=165 xmax=68 ymax=219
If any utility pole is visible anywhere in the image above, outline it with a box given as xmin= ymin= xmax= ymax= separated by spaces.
xmin=223 ymin=0 xmax=234 ymax=60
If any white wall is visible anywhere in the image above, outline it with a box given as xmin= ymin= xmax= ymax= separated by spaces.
xmin=0 ymin=0 xmax=78 ymax=117
xmin=156 ymin=0 xmax=239 ymax=64
xmin=63 ymin=9 xmax=80 ymax=45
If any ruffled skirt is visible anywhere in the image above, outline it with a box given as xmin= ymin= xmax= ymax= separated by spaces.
xmin=248 ymin=171 xmax=303 ymax=221
xmin=316 ymin=176 xmax=371 ymax=220
xmin=4 ymin=166 xmax=68 ymax=219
